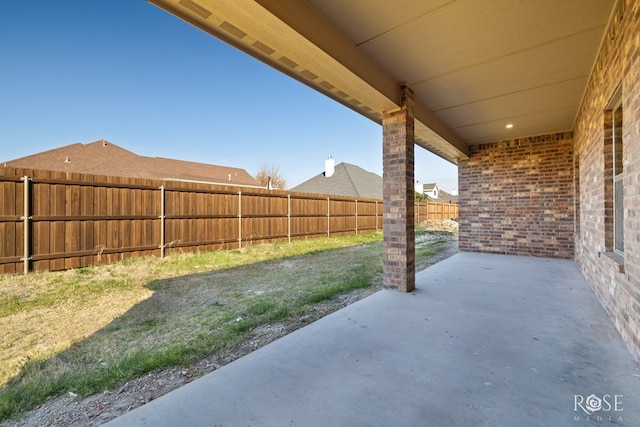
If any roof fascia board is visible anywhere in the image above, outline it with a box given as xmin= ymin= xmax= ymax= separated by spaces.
xmin=255 ymin=0 xmax=468 ymax=162
xmin=148 ymin=0 xmax=395 ymax=121
xmin=254 ymin=0 xmax=399 ymax=104
xmin=148 ymin=0 xmax=468 ymax=163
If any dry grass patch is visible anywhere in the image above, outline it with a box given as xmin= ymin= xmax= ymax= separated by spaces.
xmin=1 ymin=269 xmax=153 ymax=386
xmin=0 ymin=225 xmax=457 ymax=423
xmin=0 ymin=233 xmax=383 ymax=421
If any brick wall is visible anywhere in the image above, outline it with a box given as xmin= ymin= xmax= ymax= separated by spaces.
xmin=458 ymin=132 xmax=574 ymax=258
xmin=573 ymin=0 xmax=640 ymax=359
xmin=382 ymin=85 xmax=416 ymax=292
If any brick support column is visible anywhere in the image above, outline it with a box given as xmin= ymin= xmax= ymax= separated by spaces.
xmin=382 ymin=84 xmax=415 ymax=292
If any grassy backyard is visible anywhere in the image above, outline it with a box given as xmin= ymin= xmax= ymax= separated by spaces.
xmin=0 ymin=226 xmax=456 ymax=422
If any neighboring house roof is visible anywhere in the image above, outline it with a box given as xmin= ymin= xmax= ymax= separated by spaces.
xmin=292 ymin=162 xmax=382 ymax=199
xmin=3 ymin=140 xmax=261 ymax=187
xmin=416 ymin=183 xmax=458 ymax=203
xmin=439 ymin=190 xmax=458 ymax=204
xmin=420 ymin=183 xmax=438 ymax=193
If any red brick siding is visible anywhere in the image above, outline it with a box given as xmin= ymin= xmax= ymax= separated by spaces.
xmin=382 ymin=85 xmax=416 ymax=292
xmin=458 ymin=132 xmax=574 ymax=258
xmin=574 ymin=0 xmax=640 ymax=359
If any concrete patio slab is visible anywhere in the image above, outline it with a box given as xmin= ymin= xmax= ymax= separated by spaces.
xmin=104 ymin=253 xmax=640 ymax=426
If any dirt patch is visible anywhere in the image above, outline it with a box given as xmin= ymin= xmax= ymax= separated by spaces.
xmin=5 ymin=228 xmax=458 ymax=427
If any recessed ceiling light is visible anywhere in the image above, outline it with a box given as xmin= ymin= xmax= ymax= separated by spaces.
xmin=506 ymin=123 xmax=514 ymax=129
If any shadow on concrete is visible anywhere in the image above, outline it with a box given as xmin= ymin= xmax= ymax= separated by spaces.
xmin=103 ymin=253 xmax=640 ymax=427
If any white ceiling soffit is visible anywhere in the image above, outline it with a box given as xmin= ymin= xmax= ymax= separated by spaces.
xmin=147 ymin=0 xmax=469 ymax=163
xmin=309 ymin=0 xmax=615 ymax=146
xmin=148 ymin=0 xmax=616 ymax=164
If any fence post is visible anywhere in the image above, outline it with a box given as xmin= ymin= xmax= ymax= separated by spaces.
xmin=355 ymin=200 xmax=358 ymax=234
xmin=238 ymin=191 xmax=242 ymax=248
xmin=159 ymin=185 xmax=165 ymax=258
xmin=327 ymin=197 xmax=330 ymax=237
xmin=287 ymin=194 xmax=291 ymax=243
xmin=21 ymin=176 xmax=31 ymax=274
xmin=375 ymin=200 xmax=379 ymax=231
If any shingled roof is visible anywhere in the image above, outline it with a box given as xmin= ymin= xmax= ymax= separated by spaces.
xmin=438 ymin=189 xmax=459 ymax=204
xmin=291 ymin=162 xmax=382 ymax=199
xmin=3 ymin=140 xmax=261 ymax=187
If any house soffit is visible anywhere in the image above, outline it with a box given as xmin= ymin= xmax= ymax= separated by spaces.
xmin=148 ymin=0 xmax=616 ymax=165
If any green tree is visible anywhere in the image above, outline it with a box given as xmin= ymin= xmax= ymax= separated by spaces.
xmin=415 ymin=192 xmax=431 ymax=202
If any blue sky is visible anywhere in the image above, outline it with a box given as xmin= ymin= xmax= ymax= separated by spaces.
xmin=0 ymin=0 xmax=457 ymax=191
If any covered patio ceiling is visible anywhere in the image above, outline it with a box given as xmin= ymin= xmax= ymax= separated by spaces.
xmin=149 ymin=0 xmax=617 ymax=165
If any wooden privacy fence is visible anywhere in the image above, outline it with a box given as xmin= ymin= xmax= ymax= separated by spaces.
xmin=0 ymin=167 xmax=458 ymax=274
